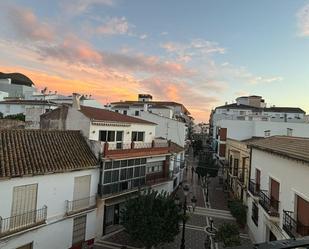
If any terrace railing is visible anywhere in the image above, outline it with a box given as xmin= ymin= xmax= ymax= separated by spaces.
xmin=0 ymin=206 xmax=47 ymax=237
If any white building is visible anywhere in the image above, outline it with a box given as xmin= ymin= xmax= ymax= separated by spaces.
xmin=247 ymin=136 xmax=309 ymax=243
xmin=210 ymin=95 xmax=307 ymax=161
xmin=41 ymin=94 xmax=183 ymax=235
xmin=110 ymin=94 xmax=192 ymax=124
xmin=0 ymin=130 xmax=99 ymax=249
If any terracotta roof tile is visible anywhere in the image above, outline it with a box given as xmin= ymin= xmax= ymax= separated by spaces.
xmin=249 ymin=136 xmax=309 ymax=164
xmin=0 ymin=130 xmax=98 ymax=179
xmin=80 ymin=106 xmax=156 ymax=125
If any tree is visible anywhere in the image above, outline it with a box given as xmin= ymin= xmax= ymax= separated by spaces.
xmin=0 ymin=112 xmax=3 ymax=119
xmin=4 ymin=113 xmax=25 ymax=121
xmin=121 ymin=190 xmax=181 ymax=249
xmin=192 ymin=139 xmax=203 ymax=157
xmin=216 ymin=223 xmax=241 ymax=248
xmin=195 ymin=151 xmax=219 ymax=178
xmin=228 ymin=199 xmax=247 ymax=227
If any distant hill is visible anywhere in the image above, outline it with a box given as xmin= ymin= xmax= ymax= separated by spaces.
xmin=0 ymin=72 xmax=34 ymax=87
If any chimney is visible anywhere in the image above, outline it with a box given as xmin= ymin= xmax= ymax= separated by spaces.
xmin=143 ymin=103 xmax=148 ymax=112
xmin=264 ymin=130 xmax=271 ymax=137
xmin=287 ymin=128 xmax=293 ymax=136
xmin=72 ymin=93 xmax=81 ymax=110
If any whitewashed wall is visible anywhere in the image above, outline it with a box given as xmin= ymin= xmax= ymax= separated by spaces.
xmin=247 ymin=148 xmax=309 ymax=243
xmin=216 ymin=119 xmax=309 ymax=140
xmin=135 ymin=112 xmax=186 ymax=147
xmin=0 ymin=168 xmax=99 ymax=249
xmin=89 ymin=122 xmax=156 ymax=143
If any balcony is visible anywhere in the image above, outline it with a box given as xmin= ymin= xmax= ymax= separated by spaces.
xmin=0 ymin=206 xmax=47 ymax=238
xmin=283 ymin=210 xmax=309 ymax=238
xmin=259 ymin=190 xmax=279 ymax=218
xmin=146 ymin=171 xmax=172 ymax=186
xmin=65 ymin=196 xmax=96 ymax=215
xmin=102 ymin=141 xmax=170 ymax=158
xmin=248 ymin=179 xmax=260 ymax=197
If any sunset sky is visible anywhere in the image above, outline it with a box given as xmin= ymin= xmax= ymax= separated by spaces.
xmin=0 ymin=0 xmax=309 ymax=122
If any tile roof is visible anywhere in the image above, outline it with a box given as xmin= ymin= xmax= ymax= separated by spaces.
xmin=215 ymin=103 xmax=261 ymax=111
xmin=80 ymin=105 xmax=156 ymax=125
xmin=0 ymin=130 xmax=98 ymax=179
xmin=264 ymin=107 xmax=305 ymax=114
xmin=249 ymin=136 xmax=309 ymax=164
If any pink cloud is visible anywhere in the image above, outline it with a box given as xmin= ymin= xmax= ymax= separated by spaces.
xmin=7 ymin=5 xmax=54 ymax=42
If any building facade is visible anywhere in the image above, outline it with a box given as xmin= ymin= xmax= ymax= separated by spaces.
xmin=247 ymin=136 xmax=309 ymax=243
xmin=40 ymin=96 xmax=183 ymax=235
xmin=0 ymin=130 xmax=99 ymax=249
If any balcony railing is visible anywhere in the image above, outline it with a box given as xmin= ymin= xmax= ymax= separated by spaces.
xmin=0 ymin=206 xmax=47 ymax=237
xmin=102 ymin=140 xmax=170 ymax=156
xmin=238 ymin=172 xmax=245 ymax=184
xmin=283 ymin=210 xmax=309 ymax=238
xmin=65 ymin=196 xmax=96 ymax=215
xmin=248 ymin=179 xmax=260 ymax=196
xmin=259 ymin=190 xmax=279 ymax=217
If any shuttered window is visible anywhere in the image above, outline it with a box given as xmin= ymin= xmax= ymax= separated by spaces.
xmin=72 ymin=215 xmax=86 ymax=245
xmin=11 ymin=184 xmax=38 ymax=229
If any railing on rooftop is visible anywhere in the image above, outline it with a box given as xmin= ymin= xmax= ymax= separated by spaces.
xmin=103 ymin=140 xmax=170 ymax=153
xmin=65 ymin=196 xmax=96 ymax=215
xmin=0 ymin=206 xmax=47 ymax=237
xmin=259 ymin=190 xmax=279 ymax=217
xmin=283 ymin=210 xmax=309 ymax=238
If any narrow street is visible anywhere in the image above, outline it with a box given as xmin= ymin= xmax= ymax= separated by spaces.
xmin=95 ymin=148 xmax=252 ymax=249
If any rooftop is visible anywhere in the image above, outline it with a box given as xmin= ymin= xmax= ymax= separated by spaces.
xmin=0 ymin=99 xmax=57 ymax=105
xmin=0 ymin=72 xmax=34 ymax=87
xmin=0 ymin=130 xmax=98 ymax=179
xmin=216 ymin=103 xmax=305 ymax=114
xmin=249 ymin=136 xmax=309 ymax=164
xmin=111 ymin=100 xmax=190 ymax=114
xmin=80 ymin=105 xmax=156 ymax=125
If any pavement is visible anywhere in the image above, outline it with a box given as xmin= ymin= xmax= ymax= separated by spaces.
xmin=94 ymin=148 xmax=253 ymax=249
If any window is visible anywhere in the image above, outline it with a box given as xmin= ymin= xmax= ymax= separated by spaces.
xmin=252 ymin=202 xmax=259 ymax=226
xmin=132 ymin=131 xmax=144 ymax=142
xmin=104 ymin=171 xmax=112 ymax=183
xmin=121 ymin=160 xmax=128 ymax=167
xmin=135 ymin=110 xmax=139 ymax=116
xmin=115 ymin=110 xmax=119 ymax=113
xmin=147 ymin=161 xmax=164 ymax=173
xmin=113 ymin=161 xmax=120 ymax=168
xmin=120 ymin=169 xmax=127 ymax=180
xmin=11 ymin=184 xmax=38 ymax=229
xmin=112 ymin=170 xmax=119 ymax=182
xmin=134 ymin=167 xmax=140 ymax=177
xmin=72 ymin=215 xmax=86 ymax=245
xmin=127 ymin=168 xmax=133 ymax=178
xmin=99 ymin=130 xmax=123 ymax=142
xmin=116 ymin=131 xmax=123 ymax=141
xmin=104 ymin=161 xmax=112 ymax=170
xmin=123 ymin=110 xmax=127 ymax=115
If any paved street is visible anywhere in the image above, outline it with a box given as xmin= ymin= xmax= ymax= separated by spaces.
xmin=95 ymin=148 xmax=253 ymax=249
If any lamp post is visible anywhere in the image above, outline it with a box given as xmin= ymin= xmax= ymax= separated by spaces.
xmin=175 ymin=184 xmax=197 ymax=249
xmin=201 ymin=174 xmax=211 ymax=204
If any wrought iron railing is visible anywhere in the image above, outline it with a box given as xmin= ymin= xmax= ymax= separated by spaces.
xmin=0 ymin=206 xmax=47 ymax=237
xmin=238 ymin=172 xmax=245 ymax=183
xmin=259 ymin=190 xmax=279 ymax=217
xmin=65 ymin=196 xmax=96 ymax=215
xmin=248 ymin=179 xmax=260 ymax=196
xmin=283 ymin=210 xmax=309 ymax=237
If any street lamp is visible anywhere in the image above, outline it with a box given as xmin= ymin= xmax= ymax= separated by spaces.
xmin=175 ymin=184 xmax=197 ymax=249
